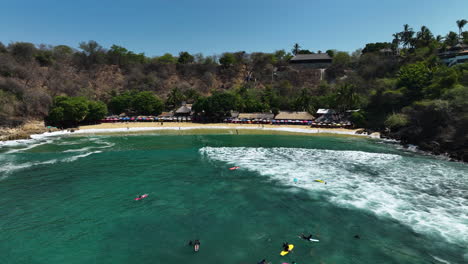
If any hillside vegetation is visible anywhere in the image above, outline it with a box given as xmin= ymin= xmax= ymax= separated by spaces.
xmin=0 ymin=20 xmax=467 ymax=160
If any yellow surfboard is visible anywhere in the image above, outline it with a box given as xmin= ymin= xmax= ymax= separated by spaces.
xmin=280 ymin=244 xmax=294 ymax=256
xmin=314 ymin=180 xmax=325 ymax=183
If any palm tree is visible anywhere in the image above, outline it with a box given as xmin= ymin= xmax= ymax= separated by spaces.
xmin=445 ymin=31 xmax=459 ymax=47
xmin=401 ymin=24 xmax=415 ymax=49
xmin=456 ymin=19 xmax=467 ymax=37
xmin=292 ymin=43 xmax=301 ymax=55
xmin=416 ymin=26 xmax=434 ymax=47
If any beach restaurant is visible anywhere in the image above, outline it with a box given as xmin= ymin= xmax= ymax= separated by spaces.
xmin=228 ymin=112 xmax=275 ymax=124
xmin=272 ymin=111 xmax=315 ymax=125
xmin=311 ymin=109 xmax=353 ymax=128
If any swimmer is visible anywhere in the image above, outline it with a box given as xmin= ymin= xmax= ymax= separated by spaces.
xmin=257 ymin=259 xmax=267 ymax=264
xmin=298 ymin=233 xmax=314 ymax=241
xmin=189 ymin=239 xmax=200 ymax=252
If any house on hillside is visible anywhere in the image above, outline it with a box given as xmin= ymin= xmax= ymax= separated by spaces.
xmin=439 ymin=43 xmax=468 ymax=66
xmin=273 ymin=111 xmax=315 ymax=125
xmin=289 ymin=54 xmax=333 ymax=68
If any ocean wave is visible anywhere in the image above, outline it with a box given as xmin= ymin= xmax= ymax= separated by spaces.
xmin=0 ymin=159 xmax=58 ymax=177
xmin=62 ymin=150 xmax=103 ymax=162
xmin=199 ymin=147 xmax=468 ymax=247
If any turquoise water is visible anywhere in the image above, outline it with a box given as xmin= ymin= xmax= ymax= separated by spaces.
xmin=1 ymin=134 xmax=467 ymax=264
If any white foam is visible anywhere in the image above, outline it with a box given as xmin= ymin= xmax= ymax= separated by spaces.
xmin=200 ymin=147 xmax=468 ymax=247
xmin=0 ymin=159 xmax=58 ymax=176
xmin=63 ymin=150 xmax=102 ymax=162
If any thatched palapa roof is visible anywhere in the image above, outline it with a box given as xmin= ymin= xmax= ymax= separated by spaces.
xmin=238 ymin=113 xmax=275 ymax=120
xmin=274 ymin=111 xmax=314 ymax=120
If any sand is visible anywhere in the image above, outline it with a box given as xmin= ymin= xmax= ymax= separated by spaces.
xmin=76 ymin=122 xmax=380 ymax=138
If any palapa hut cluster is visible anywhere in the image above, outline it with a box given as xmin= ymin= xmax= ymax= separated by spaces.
xmin=225 ymin=109 xmax=354 ymax=128
xmin=101 ymin=102 xmax=193 ymax=123
xmin=101 ymin=102 xmax=357 ymax=128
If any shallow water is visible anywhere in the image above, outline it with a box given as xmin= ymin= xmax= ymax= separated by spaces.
xmin=0 ymin=134 xmax=467 ymax=264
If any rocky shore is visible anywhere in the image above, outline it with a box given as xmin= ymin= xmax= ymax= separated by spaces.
xmin=0 ymin=121 xmax=59 ymax=141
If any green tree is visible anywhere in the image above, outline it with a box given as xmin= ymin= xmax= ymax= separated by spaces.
xmin=85 ymin=101 xmax=108 ymax=122
xmin=444 ymin=31 xmax=459 ymax=46
xmin=350 ymin=111 xmax=367 ymax=128
xmin=108 ymin=92 xmax=133 ymax=114
xmin=219 ymin=53 xmax=236 ymax=67
xmin=384 ymin=113 xmax=409 ymax=129
xmin=132 ymin=91 xmax=163 ymax=115
xmin=415 ymin=26 xmax=434 ymax=48
xmin=155 ymin=53 xmax=177 ymax=64
xmin=292 ymin=43 xmax=301 ymax=55
xmin=9 ymin=42 xmax=36 ymax=63
xmin=178 ymin=51 xmax=194 ymax=64
xmin=192 ymin=92 xmax=239 ymax=121
xmin=334 ymin=83 xmax=361 ymax=112
xmin=332 ymin=51 xmax=351 ymax=65
xmin=401 ymin=24 xmax=415 ymax=49
xmin=165 ymin=87 xmax=185 ymax=109
xmin=456 ymin=19 xmax=467 ymax=37
xmin=397 ymin=62 xmax=432 ymax=100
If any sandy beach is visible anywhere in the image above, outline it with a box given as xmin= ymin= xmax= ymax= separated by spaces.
xmin=76 ymin=122 xmax=380 ymax=138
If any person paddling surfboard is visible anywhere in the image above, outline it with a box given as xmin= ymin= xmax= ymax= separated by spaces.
xmin=298 ymin=233 xmax=319 ymax=242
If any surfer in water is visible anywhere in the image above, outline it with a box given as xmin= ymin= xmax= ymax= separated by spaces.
xmin=189 ymin=240 xmax=200 ymax=252
xmin=299 ymin=233 xmax=314 ymax=241
xmin=282 ymin=242 xmax=290 ymax=252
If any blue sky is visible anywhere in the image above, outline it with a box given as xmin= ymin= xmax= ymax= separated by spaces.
xmin=1 ymin=0 xmax=467 ymax=56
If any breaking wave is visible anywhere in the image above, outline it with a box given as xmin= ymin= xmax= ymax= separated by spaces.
xmin=200 ymin=147 xmax=468 ymax=247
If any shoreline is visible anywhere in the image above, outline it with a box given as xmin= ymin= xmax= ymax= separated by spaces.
xmin=0 ymin=122 xmax=380 ymax=146
xmin=77 ymin=122 xmax=381 ymax=137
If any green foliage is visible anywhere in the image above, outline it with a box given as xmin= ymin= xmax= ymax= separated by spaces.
xmin=362 ymin=42 xmax=392 ymax=53
xmin=397 ymin=62 xmax=432 ymax=99
xmin=35 ymin=50 xmax=54 ymax=66
xmin=444 ymin=31 xmax=459 ymax=46
xmin=219 ymin=53 xmax=236 ymax=67
xmin=333 ymin=83 xmax=362 ymax=111
xmin=384 ymin=113 xmax=408 ymax=129
xmin=155 ymin=53 xmax=177 ymax=64
xmin=332 ymin=52 xmax=351 ymax=65
xmin=350 ymin=111 xmax=367 ymax=128
xmin=108 ymin=92 xmax=133 ymax=114
xmin=131 ymin=91 xmax=163 ymax=115
xmin=9 ymin=42 xmax=36 ymax=63
xmin=424 ymin=66 xmax=458 ymax=98
xmin=326 ymin=49 xmax=335 ymax=57
xmin=85 ymin=101 xmax=108 ymax=122
xmin=107 ymin=45 xmax=146 ymax=66
xmin=178 ymin=51 xmax=194 ymax=64
xmin=46 ymin=96 xmax=106 ymax=127
xmin=297 ymin=50 xmax=313 ymax=54
xmin=165 ymin=87 xmax=185 ymax=109
xmin=193 ymin=92 xmax=240 ymax=120
xmin=292 ymin=43 xmax=301 ymax=55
